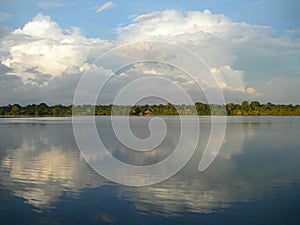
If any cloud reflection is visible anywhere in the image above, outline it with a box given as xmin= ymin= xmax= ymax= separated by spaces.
xmin=117 ymin=118 xmax=300 ymax=215
xmin=0 ymin=117 xmax=299 ymax=215
xmin=0 ymin=122 xmax=106 ymax=209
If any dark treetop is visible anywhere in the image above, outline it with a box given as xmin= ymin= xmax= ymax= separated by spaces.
xmin=1 ymin=101 xmax=300 ymax=116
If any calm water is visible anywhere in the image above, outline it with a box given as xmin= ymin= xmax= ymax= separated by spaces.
xmin=0 ymin=116 xmax=300 ymax=225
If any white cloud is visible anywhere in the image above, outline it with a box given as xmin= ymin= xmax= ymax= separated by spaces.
xmin=0 ymin=12 xmax=12 ymax=22
xmin=210 ymin=66 xmax=248 ymax=92
xmin=116 ymin=10 xmax=300 ymax=103
xmin=36 ymin=1 xmax=65 ymax=10
xmin=0 ymin=14 xmax=111 ymax=82
xmin=118 ymin=10 xmax=236 ymax=43
xmin=93 ymin=1 xmax=116 ymax=13
xmin=0 ymin=10 xmax=299 ymax=104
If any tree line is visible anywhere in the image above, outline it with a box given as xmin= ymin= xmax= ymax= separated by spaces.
xmin=0 ymin=101 xmax=300 ymax=116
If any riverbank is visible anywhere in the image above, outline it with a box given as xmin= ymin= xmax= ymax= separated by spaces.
xmin=1 ymin=101 xmax=300 ymax=116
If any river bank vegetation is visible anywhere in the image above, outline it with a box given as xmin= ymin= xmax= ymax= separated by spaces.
xmin=0 ymin=101 xmax=300 ymax=116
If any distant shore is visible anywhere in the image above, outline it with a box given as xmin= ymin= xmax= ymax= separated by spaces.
xmin=1 ymin=101 xmax=299 ymax=116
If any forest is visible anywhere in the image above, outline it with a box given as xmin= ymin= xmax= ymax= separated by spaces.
xmin=0 ymin=101 xmax=300 ymax=116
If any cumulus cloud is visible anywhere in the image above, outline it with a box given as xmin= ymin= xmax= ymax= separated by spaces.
xmin=116 ymin=10 xmax=300 ymax=103
xmin=0 ymin=10 xmax=299 ymax=104
xmin=93 ymin=1 xmax=116 ymax=13
xmin=0 ymin=13 xmax=110 ymax=83
xmin=210 ymin=65 xmax=258 ymax=94
xmin=99 ymin=61 xmax=207 ymax=105
xmin=118 ymin=9 xmax=244 ymax=48
xmin=117 ymin=9 xmax=297 ymax=68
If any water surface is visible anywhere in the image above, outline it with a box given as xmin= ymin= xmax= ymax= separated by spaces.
xmin=0 ymin=116 xmax=299 ymax=224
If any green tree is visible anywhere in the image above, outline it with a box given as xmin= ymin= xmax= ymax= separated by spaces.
xmin=10 ymin=104 xmax=21 ymax=115
xmin=241 ymin=101 xmax=250 ymax=115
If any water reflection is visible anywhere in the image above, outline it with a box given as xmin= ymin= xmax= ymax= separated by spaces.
xmin=0 ymin=117 xmax=299 ymax=221
xmin=0 ymin=121 xmax=106 ymax=209
xmin=118 ymin=117 xmax=300 ymax=215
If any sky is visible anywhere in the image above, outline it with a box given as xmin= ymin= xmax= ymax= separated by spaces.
xmin=0 ymin=0 xmax=299 ymax=105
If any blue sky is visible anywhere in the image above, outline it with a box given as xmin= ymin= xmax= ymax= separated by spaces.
xmin=0 ymin=0 xmax=299 ymax=104
xmin=1 ymin=0 xmax=299 ymax=38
